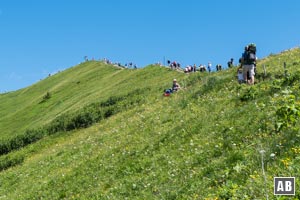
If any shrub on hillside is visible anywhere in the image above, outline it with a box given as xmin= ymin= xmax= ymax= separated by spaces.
xmin=40 ymin=91 xmax=51 ymax=103
xmin=282 ymin=71 xmax=300 ymax=86
xmin=100 ymin=96 xmax=124 ymax=107
xmin=239 ymin=87 xmax=258 ymax=101
xmin=0 ymin=153 xmax=24 ymax=172
xmin=0 ymin=129 xmax=45 ymax=155
xmin=72 ymin=112 xmax=96 ymax=128
xmin=0 ymin=88 xmax=150 ymax=156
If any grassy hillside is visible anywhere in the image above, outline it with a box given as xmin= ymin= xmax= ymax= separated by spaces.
xmin=0 ymin=62 xmax=183 ymax=140
xmin=1 ymin=48 xmax=300 ymax=199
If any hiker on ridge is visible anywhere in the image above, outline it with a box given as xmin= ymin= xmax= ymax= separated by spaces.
xmin=227 ymin=58 xmax=234 ymax=68
xmin=207 ymin=62 xmax=212 ymax=73
xmin=241 ymin=43 xmax=257 ymax=84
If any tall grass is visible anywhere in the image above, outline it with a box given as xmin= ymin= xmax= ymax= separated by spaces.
xmin=1 ymin=48 xmax=300 ymax=199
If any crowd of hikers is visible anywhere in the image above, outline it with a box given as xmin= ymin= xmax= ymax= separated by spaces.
xmin=83 ymin=43 xmax=257 ymax=98
xmin=103 ymin=58 xmax=138 ymax=69
xmin=164 ymin=43 xmax=257 ymax=96
xmin=167 ymin=61 xmax=223 ymax=74
xmin=84 ymin=56 xmax=138 ymax=69
xmin=167 ymin=60 xmax=236 ymax=73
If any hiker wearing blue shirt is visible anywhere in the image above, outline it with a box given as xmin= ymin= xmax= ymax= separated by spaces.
xmin=208 ymin=62 xmax=212 ymax=73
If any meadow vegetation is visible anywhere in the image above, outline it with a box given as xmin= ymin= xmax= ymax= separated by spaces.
xmin=1 ymin=48 xmax=300 ymax=199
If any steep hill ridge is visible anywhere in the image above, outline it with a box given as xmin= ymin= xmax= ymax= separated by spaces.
xmin=0 ymin=62 xmax=184 ymax=140
xmin=1 ymin=48 xmax=300 ymax=199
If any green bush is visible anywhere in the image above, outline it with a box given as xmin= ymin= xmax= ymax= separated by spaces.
xmin=39 ymin=91 xmax=52 ymax=103
xmin=0 ymin=88 xmax=149 ymax=156
xmin=0 ymin=153 xmax=24 ymax=172
xmin=240 ymin=87 xmax=258 ymax=101
xmin=275 ymin=94 xmax=300 ymax=132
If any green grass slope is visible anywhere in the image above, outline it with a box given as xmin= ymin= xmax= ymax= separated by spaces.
xmin=1 ymin=48 xmax=300 ymax=199
xmin=0 ymin=62 xmax=183 ymax=140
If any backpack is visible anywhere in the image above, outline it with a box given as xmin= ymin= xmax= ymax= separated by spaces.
xmin=227 ymin=61 xmax=233 ymax=68
xmin=248 ymin=43 xmax=256 ymax=53
xmin=243 ymin=51 xmax=256 ymax=64
xmin=242 ymin=43 xmax=256 ymax=64
xmin=164 ymin=89 xmax=172 ymax=96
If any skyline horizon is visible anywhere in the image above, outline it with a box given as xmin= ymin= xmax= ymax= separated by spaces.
xmin=1 ymin=0 xmax=299 ymax=92
xmin=2 ymin=44 xmax=299 ymax=93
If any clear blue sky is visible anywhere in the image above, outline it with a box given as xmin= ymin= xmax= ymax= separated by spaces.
xmin=1 ymin=0 xmax=299 ymax=92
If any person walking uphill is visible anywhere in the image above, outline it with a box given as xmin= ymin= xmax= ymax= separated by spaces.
xmin=241 ymin=43 xmax=257 ymax=84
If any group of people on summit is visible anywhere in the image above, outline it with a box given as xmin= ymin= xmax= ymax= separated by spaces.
xmin=169 ymin=62 xmax=224 ymax=74
xmin=165 ymin=43 xmax=257 ymax=95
